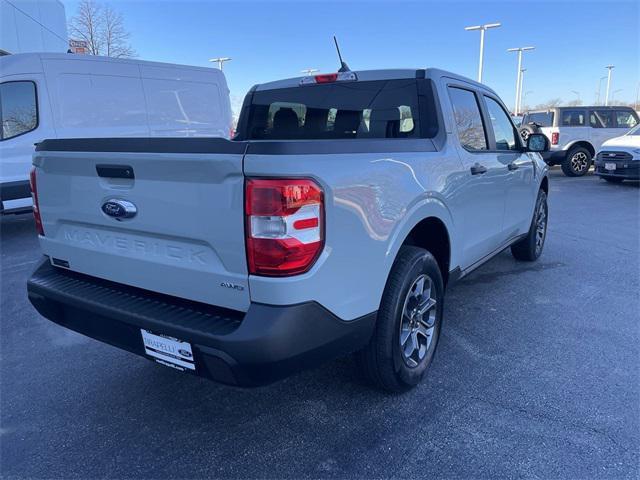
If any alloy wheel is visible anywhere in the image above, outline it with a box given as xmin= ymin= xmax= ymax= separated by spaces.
xmin=535 ymin=199 xmax=547 ymax=256
xmin=399 ymin=274 xmax=438 ymax=368
xmin=570 ymin=152 xmax=589 ymax=173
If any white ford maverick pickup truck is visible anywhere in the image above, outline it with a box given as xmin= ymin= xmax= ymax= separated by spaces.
xmin=27 ymin=68 xmax=550 ymax=391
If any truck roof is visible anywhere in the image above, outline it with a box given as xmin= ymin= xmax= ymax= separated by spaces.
xmin=255 ymin=68 xmax=498 ymax=96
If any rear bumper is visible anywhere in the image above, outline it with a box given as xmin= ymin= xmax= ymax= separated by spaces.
xmin=1 ymin=180 xmax=30 ymax=202
xmin=541 ymin=150 xmax=567 ymax=165
xmin=27 ymin=260 xmax=376 ymax=386
xmin=594 ymin=160 xmax=640 ymax=180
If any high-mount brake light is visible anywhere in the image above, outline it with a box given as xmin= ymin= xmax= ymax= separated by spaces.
xmin=29 ymin=167 xmax=44 ymax=236
xmin=299 ymin=71 xmax=358 ymax=85
xmin=245 ymin=178 xmax=324 ymax=276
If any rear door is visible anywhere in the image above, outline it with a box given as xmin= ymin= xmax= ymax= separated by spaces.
xmin=446 ymin=85 xmax=507 ymax=268
xmin=33 ymin=138 xmax=250 ymax=311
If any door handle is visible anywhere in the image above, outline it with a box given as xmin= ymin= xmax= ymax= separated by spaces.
xmin=507 ymin=162 xmax=519 ymax=171
xmin=470 ymin=163 xmax=488 ymax=175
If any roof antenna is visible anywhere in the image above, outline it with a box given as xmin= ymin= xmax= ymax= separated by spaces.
xmin=333 ymin=35 xmax=351 ymax=72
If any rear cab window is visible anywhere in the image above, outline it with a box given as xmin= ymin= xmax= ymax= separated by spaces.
xmin=239 ymin=79 xmax=426 ymax=140
xmin=0 ymin=81 xmax=38 ymax=140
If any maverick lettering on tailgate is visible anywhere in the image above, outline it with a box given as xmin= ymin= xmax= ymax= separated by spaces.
xmin=63 ymin=228 xmax=209 ymax=265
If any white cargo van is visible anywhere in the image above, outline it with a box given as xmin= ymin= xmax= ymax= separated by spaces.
xmin=0 ymin=53 xmax=232 ymax=212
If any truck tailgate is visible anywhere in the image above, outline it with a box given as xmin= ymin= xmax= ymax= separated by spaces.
xmin=33 ymin=138 xmax=250 ymax=312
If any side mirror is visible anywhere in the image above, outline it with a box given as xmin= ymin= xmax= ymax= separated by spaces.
xmin=527 ymin=133 xmax=549 ymax=152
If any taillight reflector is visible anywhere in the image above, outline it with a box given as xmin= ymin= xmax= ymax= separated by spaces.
xmin=245 ymin=178 xmax=324 ymax=276
xmin=29 ymin=167 xmax=44 ymax=236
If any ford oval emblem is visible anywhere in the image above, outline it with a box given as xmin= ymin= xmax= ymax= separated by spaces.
xmin=101 ymin=199 xmax=137 ymax=220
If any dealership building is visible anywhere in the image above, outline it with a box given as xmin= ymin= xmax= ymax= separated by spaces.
xmin=0 ymin=0 xmax=67 ymax=55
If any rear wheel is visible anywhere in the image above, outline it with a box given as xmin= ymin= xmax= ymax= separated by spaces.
xmin=511 ymin=189 xmax=547 ymax=261
xmin=603 ymin=177 xmax=624 ymax=184
xmin=357 ymin=246 xmax=444 ymax=392
xmin=561 ymin=147 xmax=592 ymax=177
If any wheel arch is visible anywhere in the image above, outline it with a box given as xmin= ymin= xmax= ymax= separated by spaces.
xmin=384 ymin=195 xmax=456 ymax=287
xmin=402 ymin=216 xmax=452 ymax=285
xmin=567 ymin=140 xmax=595 ymax=157
xmin=540 ymin=175 xmax=549 ymax=194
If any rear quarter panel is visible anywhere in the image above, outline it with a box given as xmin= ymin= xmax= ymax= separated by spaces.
xmin=244 ymin=143 xmax=465 ymax=321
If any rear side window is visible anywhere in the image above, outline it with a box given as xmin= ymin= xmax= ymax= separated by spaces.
xmin=484 ymin=96 xmax=518 ymax=151
xmin=615 ymin=110 xmax=638 ymax=128
xmin=243 ymin=79 xmax=421 ymax=140
xmin=561 ymin=110 xmax=586 ymax=127
xmin=523 ymin=111 xmax=554 ymax=127
xmin=0 ymin=81 xmax=38 ymax=140
xmin=593 ymin=110 xmax=614 ymax=128
xmin=448 ymin=87 xmax=487 ymax=151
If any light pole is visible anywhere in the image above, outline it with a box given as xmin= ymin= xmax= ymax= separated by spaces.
xmin=604 ymin=65 xmax=614 ymax=106
xmin=209 ymin=57 xmax=232 ymax=71
xmin=596 ymin=76 xmax=607 ymax=105
xmin=465 ymin=23 xmax=501 ymax=83
xmin=301 ymin=68 xmax=318 ymax=76
xmin=518 ymin=68 xmax=527 ymax=115
xmin=507 ymin=46 xmax=534 ymax=115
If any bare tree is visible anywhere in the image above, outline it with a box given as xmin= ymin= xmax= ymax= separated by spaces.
xmin=533 ymin=98 xmax=562 ymax=110
xmin=68 ymin=0 xmax=136 ymax=58
xmin=566 ymin=99 xmax=583 ymax=106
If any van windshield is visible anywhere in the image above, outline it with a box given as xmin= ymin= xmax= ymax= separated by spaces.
xmin=240 ymin=79 xmax=424 ymax=140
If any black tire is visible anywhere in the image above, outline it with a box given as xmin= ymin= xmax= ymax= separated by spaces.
xmin=561 ymin=146 xmax=592 ymax=177
xmin=511 ymin=189 xmax=548 ymax=261
xmin=357 ymin=246 xmax=444 ymax=392
xmin=603 ymin=177 xmax=624 ymax=184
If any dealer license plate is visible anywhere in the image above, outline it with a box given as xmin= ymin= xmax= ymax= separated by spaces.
xmin=141 ymin=329 xmax=195 ymax=371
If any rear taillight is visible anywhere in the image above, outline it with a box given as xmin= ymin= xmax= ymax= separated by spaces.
xmin=551 ymin=132 xmax=559 ymax=145
xmin=245 ymin=178 xmax=324 ymax=276
xmin=29 ymin=167 xmax=44 ymax=236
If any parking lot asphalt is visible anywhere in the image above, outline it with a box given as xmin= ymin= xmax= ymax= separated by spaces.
xmin=1 ymin=169 xmax=638 ymax=479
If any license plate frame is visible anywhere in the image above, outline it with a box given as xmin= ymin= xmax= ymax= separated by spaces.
xmin=141 ymin=329 xmax=195 ymax=371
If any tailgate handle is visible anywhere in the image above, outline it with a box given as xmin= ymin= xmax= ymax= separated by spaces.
xmin=96 ymin=164 xmax=135 ymax=179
